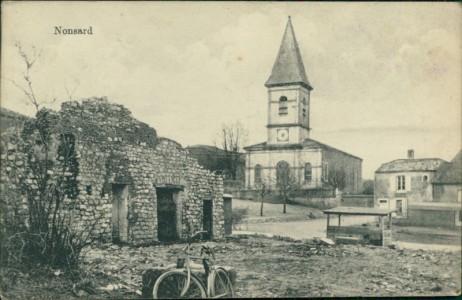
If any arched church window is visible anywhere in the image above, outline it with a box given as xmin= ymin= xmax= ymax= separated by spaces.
xmin=279 ymin=96 xmax=288 ymax=115
xmin=254 ymin=164 xmax=262 ymax=184
xmin=276 ymin=160 xmax=290 ymax=185
xmin=304 ymin=163 xmax=312 ymax=182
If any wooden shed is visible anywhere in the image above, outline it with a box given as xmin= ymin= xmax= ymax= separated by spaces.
xmin=323 ymin=207 xmax=397 ymax=246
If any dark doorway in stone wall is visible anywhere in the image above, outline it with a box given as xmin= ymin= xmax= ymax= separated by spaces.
xmin=202 ymin=200 xmax=213 ymax=240
xmin=112 ymin=184 xmax=129 ymax=244
xmin=157 ymin=188 xmax=178 ymax=242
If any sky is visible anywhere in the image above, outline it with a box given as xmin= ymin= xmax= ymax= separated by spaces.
xmin=1 ymin=2 xmax=461 ymax=179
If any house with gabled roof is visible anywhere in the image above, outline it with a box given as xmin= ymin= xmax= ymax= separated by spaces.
xmin=433 ymin=150 xmax=462 ymax=202
xmin=244 ymin=17 xmax=362 ymax=195
xmin=375 ymin=149 xmax=461 ymax=226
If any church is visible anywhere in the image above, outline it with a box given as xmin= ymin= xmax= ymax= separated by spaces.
xmin=244 ymin=17 xmax=362 ymax=194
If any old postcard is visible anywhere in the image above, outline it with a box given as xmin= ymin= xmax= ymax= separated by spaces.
xmin=1 ymin=1 xmax=460 ymax=298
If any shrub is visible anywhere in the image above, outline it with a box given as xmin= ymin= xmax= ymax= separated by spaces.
xmin=232 ymin=207 xmax=248 ymax=228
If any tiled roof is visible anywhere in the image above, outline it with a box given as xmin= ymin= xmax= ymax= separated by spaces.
xmin=301 ymin=138 xmax=362 ymax=160
xmin=265 ymin=17 xmax=312 ymax=90
xmin=433 ymin=150 xmax=462 ymax=184
xmin=376 ymin=158 xmax=447 ymax=173
xmin=244 ymin=138 xmax=361 ymax=160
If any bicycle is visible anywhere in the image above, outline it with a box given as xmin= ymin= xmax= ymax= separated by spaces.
xmin=152 ymin=231 xmax=235 ymax=299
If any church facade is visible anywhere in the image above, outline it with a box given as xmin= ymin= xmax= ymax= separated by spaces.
xmin=244 ymin=17 xmax=362 ymax=194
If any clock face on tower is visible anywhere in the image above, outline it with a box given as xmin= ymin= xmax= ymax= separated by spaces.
xmin=277 ymin=129 xmax=289 ymax=142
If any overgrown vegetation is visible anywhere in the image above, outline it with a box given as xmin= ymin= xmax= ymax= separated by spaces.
xmin=327 ymin=165 xmax=346 ymax=191
xmin=232 ymin=207 xmax=249 ymax=229
xmin=1 ymin=44 xmax=104 ymax=272
xmin=362 ymin=179 xmax=374 ymax=195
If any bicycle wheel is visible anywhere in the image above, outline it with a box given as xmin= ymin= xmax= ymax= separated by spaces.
xmin=153 ymin=270 xmax=206 ymax=299
xmin=211 ymin=268 xmax=235 ymax=298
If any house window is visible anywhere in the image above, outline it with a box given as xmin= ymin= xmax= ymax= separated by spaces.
xmin=302 ymin=108 xmax=306 ymax=117
xmin=304 ymin=163 xmax=312 ymax=182
xmin=396 ymin=175 xmax=406 ymax=190
xmin=423 ymin=175 xmax=428 ymax=182
xmin=323 ymin=162 xmax=329 ymax=181
xmin=254 ymin=164 xmax=262 ymax=184
xmin=279 ymin=96 xmax=288 ymax=115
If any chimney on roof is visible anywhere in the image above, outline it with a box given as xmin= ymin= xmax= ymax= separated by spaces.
xmin=408 ymin=149 xmax=414 ymax=160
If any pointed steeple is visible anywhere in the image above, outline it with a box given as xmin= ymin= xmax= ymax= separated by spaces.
xmin=265 ymin=17 xmax=312 ymax=90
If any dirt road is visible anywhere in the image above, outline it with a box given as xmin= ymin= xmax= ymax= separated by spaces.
xmin=2 ymin=236 xmax=460 ymax=299
xmin=80 ymin=236 xmax=459 ymax=298
xmin=235 ymin=216 xmax=376 ymax=240
xmin=234 ymin=199 xmax=461 ymax=251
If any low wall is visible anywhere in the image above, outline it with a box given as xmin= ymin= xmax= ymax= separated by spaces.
xmin=235 ymin=188 xmax=335 ymax=200
xmin=234 ymin=189 xmax=340 ymax=208
xmin=233 ymin=189 xmax=258 ymax=200
xmin=341 ymin=195 xmax=374 ymax=208
xmin=223 ymin=180 xmax=244 ymax=194
xmin=291 ymin=188 xmax=335 ymax=198
xmin=291 ymin=195 xmax=340 ymax=210
xmin=394 ymin=208 xmax=459 ymax=227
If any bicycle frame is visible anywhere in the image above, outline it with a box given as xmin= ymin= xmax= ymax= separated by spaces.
xmin=153 ymin=230 xmax=234 ymax=299
xmin=179 ymin=231 xmax=227 ymax=298
xmin=179 ymin=231 xmax=209 ymax=297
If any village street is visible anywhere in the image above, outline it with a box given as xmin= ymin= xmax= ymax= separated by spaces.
xmin=235 ymin=216 xmax=376 ymax=240
xmin=78 ymin=199 xmax=461 ymax=299
xmin=232 ymin=199 xmax=462 ymax=251
xmin=1 ymin=200 xmax=460 ymax=299
xmin=73 ymin=236 xmax=462 ymax=298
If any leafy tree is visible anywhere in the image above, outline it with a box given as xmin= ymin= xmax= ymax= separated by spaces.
xmin=327 ymin=166 xmax=346 ymax=191
xmin=362 ymin=179 xmax=374 ymax=195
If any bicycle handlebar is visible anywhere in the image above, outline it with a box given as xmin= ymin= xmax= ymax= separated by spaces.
xmin=183 ymin=231 xmax=210 ymax=253
xmin=182 ymin=231 xmax=216 ymax=261
xmin=192 ymin=230 xmax=208 ymax=239
xmin=186 ymin=230 xmax=208 ymax=244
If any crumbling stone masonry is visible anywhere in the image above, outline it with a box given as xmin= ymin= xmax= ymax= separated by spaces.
xmin=0 ymin=97 xmax=225 ymax=245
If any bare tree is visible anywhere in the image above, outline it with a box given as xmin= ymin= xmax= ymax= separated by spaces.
xmin=255 ymin=180 xmax=270 ymax=217
xmin=276 ymin=163 xmax=297 ymax=214
xmin=2 ymin=44 xmax=102 ymax=270
xmin=214 ymin=121 xmax=248 ymax=180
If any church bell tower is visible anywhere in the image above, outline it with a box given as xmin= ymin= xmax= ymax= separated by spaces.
xmin=265 ymin=17 xmax=313 ymax=145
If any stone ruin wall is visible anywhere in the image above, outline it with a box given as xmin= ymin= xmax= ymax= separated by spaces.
xmin=0 ymin=98 xmax=225 ymax=245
